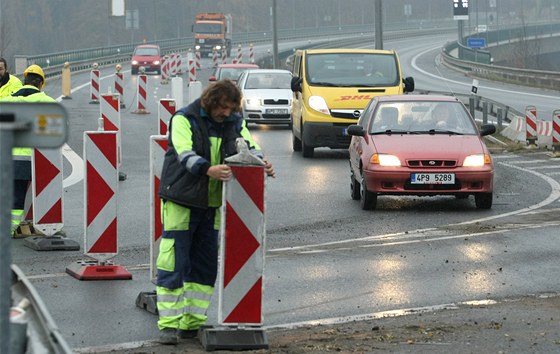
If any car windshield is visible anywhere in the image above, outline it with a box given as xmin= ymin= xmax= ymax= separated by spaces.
xmin=219 ymin=68 xmax=250 ymax=81
xmin=193 ymin=23 xmax=222 ymax=34
xmin=305 ymin=52 xmax=399 ymax=87
xmin=244 ymin=72 xmax=291 ymax=89
xmin=134 ymin=47 xmax=159 ymax=56
xmin=368 ymin=101 xmax=478 ymax=135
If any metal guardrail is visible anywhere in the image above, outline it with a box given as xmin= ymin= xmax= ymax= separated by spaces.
xmin=441 ymin=23 xmax=560 ymax=91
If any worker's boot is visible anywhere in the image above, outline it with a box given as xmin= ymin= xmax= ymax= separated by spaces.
xmin=158 ymin=328 xmax=177 ymax=345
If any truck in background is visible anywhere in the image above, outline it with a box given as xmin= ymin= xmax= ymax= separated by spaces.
xmin=192 ymin=12 xmax=232 ymax=57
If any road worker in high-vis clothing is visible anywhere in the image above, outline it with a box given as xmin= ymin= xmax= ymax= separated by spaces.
xmin=0 ymin=58 xmax=23 ymax=98
xmin=156 ymin=79 xmax=275 ymax=345
xmin=0 ymin=64 xmax=55 ymax=235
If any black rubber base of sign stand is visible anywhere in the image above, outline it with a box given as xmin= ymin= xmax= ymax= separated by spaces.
xmin=23 ymin=236 xmax=80 ymax=251
xmin=199 ymin=326 xmax=268 ymax=351
xmin=135 ymin=291 xmax=158 ymax=315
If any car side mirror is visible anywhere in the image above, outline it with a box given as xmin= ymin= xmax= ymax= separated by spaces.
xmin=403 ymin=76 xmax=415 ymax=93
xmin=480 ymin=124 xmax=496 ymax=136
xmin=291 ymin=77 xmax=302 ymax=92
xmin=347 ymin=124 xmax=365 ymax=137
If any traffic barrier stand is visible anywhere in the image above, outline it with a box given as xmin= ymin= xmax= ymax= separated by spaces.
xmin=249 ymin=43 xmax=254 ymax=63
xmin=100 ymin=93 xmax=127 ymax=181
xmin=525 ymin=105 xmax=537 ymax=147
xmin=89 ymin=68 xmax=100 ymax=104
xmin=170 ymin=53 xmax=177 ymax=76
xmin=23 ymin=148 xmax=80 ymax=251
xmin=199 ymin=138 xmax=269 ymax=351
xmin=132 ymin=74 xmax=150 ymax=114
xmin=114 ymin=68 xmax=126 ymax=108
xmin=61 ymin=62 xmax=72 ymax=99
xmin=157 ymin=98 xmax=175 ymax=135
xmin=222 ymin=49 xmax=228 ymax=64
xmin=551 ymin=110 xmax=560 ymax=157
xmin=135 ymin=135 xmax=168 ymax=315
xmin=66 ymin=131 xmax=132 ymax=280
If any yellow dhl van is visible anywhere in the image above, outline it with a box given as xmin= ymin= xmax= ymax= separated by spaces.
xmin=290 ymin=48 xmax=414 ymax=157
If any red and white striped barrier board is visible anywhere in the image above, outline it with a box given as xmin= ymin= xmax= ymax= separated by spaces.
xmin=161 ymin=55 xmax=170 ymax=84
xmin=212 ymin=50 xmax=219 ymax=68
xmin=149 ymin=135 xmax=168 ymax=281
xmin=158 ymin=98 xmax=176 ymax=135
xmin=32 ymin=148 xmax=63 ymax=236
xmin=114 ymin=72 xmax=125 ymax=108
xmin=526 ymin=105 xmax=537 ymax=144
xmin=222 ymin=49 xmax=228 ymax=64
xmin=553 ymin=110 xmax=560 ymax=145
xmin=218 ymin=165 xmax=266 ymax=325
xmin=188 ymin=58 xmax=196 ymax=82
xmin=133 ymin=74 xmax=150 ymax=114
xmin=90 ymin=69 xmax=100 ymax=104
xmin=537 ymin=121 xmax=552 ymax=136
xmin=100 ymin=93 xmax=122 ymax=166
xmin=23 ymin=182 xmax=33 ymax=222
xmin=195 ymin=50 xmax=201 ymax=70
xmin=66 ymin=131 xmax=131 ymax=280
xmin=170 ymin=53 xmax=177 ymax=76
xmin=176 ymin=53 xmax=183 ymax=74
xmin=249 ymin=44 xmax=254 ymax=64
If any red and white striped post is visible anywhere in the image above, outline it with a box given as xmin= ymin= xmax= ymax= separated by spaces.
xmin=157 ymin=98 xmax=176 ymax=135
xmin=66 ymin=131 xmax=132 ymax=280
xmin=222 ymin=49 xmax=228 ymax=65
xmin=100 ymin=93 xmax=122 ymax=168
xmin=114 ymin=66 xmax=126 ymax=108
xmin=200 ymin=142 xmax=268 ymax=350
xmin=31 ymin=148 xmax=63 ymax=236
xmin=89 ymin=68 xmax=100 ymax=104
xmin=170 ymin=53 xmax=177 ymax=76
xmin=249 ymin=43 xmax=254 ymax=64
xmin=553 ymin=110 xmax=560 ymax=156
xmin=176 ymin=53 xmax=183 ymax=74
xmin=526 ymin=105 xmax=537 ymax=146
xmin=133 ymin=74 xmax=150 ymax=114
xmin=233 ymin=44 xmax=242 ymax=64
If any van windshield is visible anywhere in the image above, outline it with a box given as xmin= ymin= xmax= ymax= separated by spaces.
xmin=305 ymin=53 xmax=399 ymax=87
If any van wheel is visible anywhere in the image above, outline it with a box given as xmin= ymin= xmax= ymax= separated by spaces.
xmin=292 ymin=132 xmax=302 ymax=152
xmin=302 ymin=126 xmax=314 ymax=158
xmin=360 ymin=170 xmax=377 ymax=210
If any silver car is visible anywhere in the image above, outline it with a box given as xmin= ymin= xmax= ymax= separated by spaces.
xmin=237 ymin=69 xmax=293 ymax=125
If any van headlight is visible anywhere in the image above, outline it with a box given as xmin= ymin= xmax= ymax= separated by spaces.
xmin=245 ymin=97 xmax=261 ymax=107
xmin=308 ymin=96 xmax=330 ymax=115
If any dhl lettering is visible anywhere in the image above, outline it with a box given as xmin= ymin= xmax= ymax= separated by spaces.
xmin=338 ymin=95 xmax=374 ymax=101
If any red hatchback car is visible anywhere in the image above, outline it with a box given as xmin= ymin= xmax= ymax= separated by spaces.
xmin=131 ymin=44 xmax=162 ymax=75
xmin=347 ymin=95 xmax=496 ymax=210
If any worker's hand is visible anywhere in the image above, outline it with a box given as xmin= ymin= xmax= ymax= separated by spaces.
xmin=264 ymin=159 xmax=275 ymax=178
xmin=207 ymin=164 xmax=232 ymax=181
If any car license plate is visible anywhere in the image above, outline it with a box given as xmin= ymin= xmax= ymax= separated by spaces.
xmin=266 ymin=108 xmax=288 ymax=115
xmin=410 ymin=173 xmax=455 ymax=184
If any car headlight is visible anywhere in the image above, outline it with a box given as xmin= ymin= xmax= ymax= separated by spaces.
xmin=463 ymin=154 xmax=490 ymax=167
xmin=131 ymin=60 xmax=139 ymax=65
xmin=153 ymin=60 xmax=160 ymax=65
xmin=370 ymin=153 xmax=401 ymax=166
xmin=245 ymin=97 xmax=262 ymax=107
xmin=195 ymin=45 xmax=201 ymax=50
xmin=308 ymin=96 xmax=330 ymax=115
xmin=215 ymin=45 xmax=222 ymax=50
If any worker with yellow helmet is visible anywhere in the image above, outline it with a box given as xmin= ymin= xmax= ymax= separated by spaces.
xmin=0 ymin=64 xmax=55 ymax=236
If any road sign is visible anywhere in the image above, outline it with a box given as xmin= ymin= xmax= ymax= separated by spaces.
xmin=453 ymin=0 xmax=469 ymax=20
xmin=467 ymin=37 xmax=486 ymax=49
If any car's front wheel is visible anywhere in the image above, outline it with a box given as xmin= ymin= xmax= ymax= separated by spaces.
xmin=360 ymin=170 xmax=377 ymax=210
xmin=475 ymin=192 xmax=493 ymax=209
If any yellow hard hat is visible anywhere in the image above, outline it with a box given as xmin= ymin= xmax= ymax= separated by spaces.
xmin=24 ymin=64 xmax=46 ymax=88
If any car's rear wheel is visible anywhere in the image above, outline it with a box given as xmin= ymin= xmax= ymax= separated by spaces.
xmin=350 ymin=167 xmax=360 ymax=200
xmin=475 ymin=192 xmax=493 ymax=209
xmin=360 ymin=170 xmax=377 ymax=210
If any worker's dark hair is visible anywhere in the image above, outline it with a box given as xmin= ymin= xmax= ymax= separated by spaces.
xmin=0 ymin=57 xmax=7 ymax=68
xmin=24 ymin=73 xmax=43 ymax=89
xmin=201 ymin=79 xmax=241 ymax=112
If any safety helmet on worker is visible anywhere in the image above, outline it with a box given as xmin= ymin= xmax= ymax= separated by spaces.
xmin=24 ymin=64 xmax=46 ymax=89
